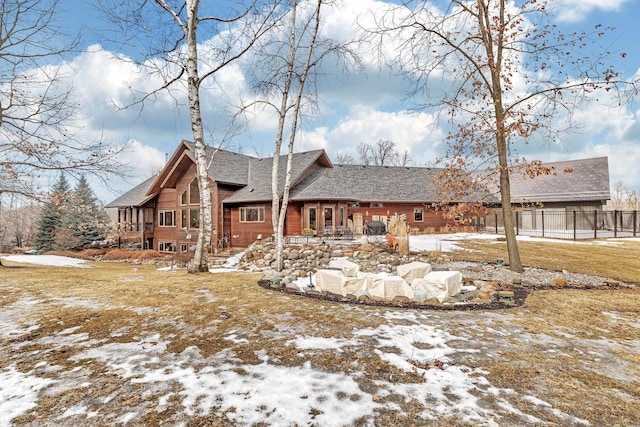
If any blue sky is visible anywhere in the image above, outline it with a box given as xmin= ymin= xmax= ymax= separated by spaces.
xmin=51 ymin=0 xmax=640 ymax=202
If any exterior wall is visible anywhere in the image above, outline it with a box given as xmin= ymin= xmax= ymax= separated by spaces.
xmin=216 ymin=184 xmax=237 ymax=235
xmin=522 ymin=201 xmax=604 ymax=211
xmin=347 ymin=203 xmax=452 ymax=233
xmin=154 ymin=187 xmax=179 ymax=251
xmin=154 ymin=164 xmax=210 ymax=253
xmin=224 ymin=202 xmax=304 ymax=247
xmin=285 ymin=202 xmax=303 ymax=236
xmin=229 ymin=202 xmax=274 ymax=247
xmin=149 ymin=165 xmax=246 ymax=253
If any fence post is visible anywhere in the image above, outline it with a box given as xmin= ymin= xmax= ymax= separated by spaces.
xmin=515 ymin=211 xmax=519 ymax=235
xmin=495 ymin=213 xmax=498 ymax=234
xmin=634 ymin=210 xmax=638 ymax=238
xmin=541 ymin=210 xmax=545 ymax=237
xmin=573 ymin=211 xmax=576 ymax=240
xmin=614 ymin=210 xmax=618 ymax=238
xmin=594 ymin=210 xmax=597 ymax=239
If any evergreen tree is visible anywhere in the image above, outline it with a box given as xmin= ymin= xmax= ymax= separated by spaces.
xmin=59 ymin=175 xmax=112 ymax=249
xmin=34 ymin=174 xmax=71 ymax=252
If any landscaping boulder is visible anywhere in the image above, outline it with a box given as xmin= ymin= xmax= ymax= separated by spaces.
xmin=412 ymin=271 xmax=462 ymax=303
xmin=367 ymin=274 xmax=414 ymax=300
xmin=397 ymin=261 xmax=432 ymax=285
xmin=328 ymin=258 xmax=361 ymax=277
xmin=315 ymin=269 xmax=367 ymax=297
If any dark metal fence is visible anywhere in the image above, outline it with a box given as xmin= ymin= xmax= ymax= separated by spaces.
xmin=485 ymin=210 xmax=639 ymax=240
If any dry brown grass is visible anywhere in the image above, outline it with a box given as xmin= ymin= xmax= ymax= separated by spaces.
xmin=1 ymin=238 xmax=639 ymax=425
xmin=448 ymin=237 xmax=640 ymax=284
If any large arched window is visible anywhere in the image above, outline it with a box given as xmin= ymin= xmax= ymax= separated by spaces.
xmin=180 ymin=178 xmax=201 ymax=229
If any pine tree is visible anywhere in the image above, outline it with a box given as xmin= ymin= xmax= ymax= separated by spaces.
xmin=59 ymin=175 xmax=112 ymax=249
xmin=34 ymin=174 xmax=71 ymax=252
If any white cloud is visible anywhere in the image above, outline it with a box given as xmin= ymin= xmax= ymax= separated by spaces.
xmin=33 ymin=0 xmax=639 ymax=198
xmin=90 ymin=140 xmax=166 ymax=204
xmin=298 ymin=106 xmax=445 ymax=166
xmin=552 ymin=0 xmax=631 ymax=23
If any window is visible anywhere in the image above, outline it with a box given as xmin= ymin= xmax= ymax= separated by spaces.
xmin=181 ymin=178 xmax=200 ymax=206
xmin=180 ymin=243 xmax=188 ymax=254
xmin=159 ymin=210 xmax=175 ymax=227
xmin=240 ymin=206 xmax=265 ymax=222
xmin=181 ymin=209 xmax=187 ymax=228
xmin=308 ymin=207 xmax=317 ymax=231
xmin=371 ymin=202 xmax=384 ymax=208
xmin=189 ymin=179 xmax=200 ymax=204
xmin=189 ymin=209 xmax=200 ymax=228
xmin=180 ymin=208 xmax=200 ymax=228
xmin=414 ymin=208 xmax=424 ymax=222
xmin=159 ymin=241 xmax=176 ymax=253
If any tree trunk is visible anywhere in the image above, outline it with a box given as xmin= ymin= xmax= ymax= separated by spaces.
xmin=272 ymin=0 xmax=298 ymax=273
xmin=482 ymin=0 xmax=523 ymax=273
xmin=185 ymin=0 xmax=212 ymax=273
xmin=274 ymin=0 xmax=322 ymax=273
xmin=498 ymin=156 xmax=523 ymax=272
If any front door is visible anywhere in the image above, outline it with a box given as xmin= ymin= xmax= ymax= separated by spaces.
xmin=353 ymin=213 xmax=363 ymax=234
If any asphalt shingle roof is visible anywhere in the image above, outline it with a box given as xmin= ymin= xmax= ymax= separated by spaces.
xmin=509 ymin=157 xmax=610 ymax=203
xmin=105 ymin=175 xmax=158 ymax=208
xmin=289 ymin=164 xmax=448 ymax=203
xmin=205 ymin=147 xmax=252 ymax=186
xmin=222 ymin=150 xmax=328 ymax=203
xmin=107 ymin=140 xmax=610 ymax=209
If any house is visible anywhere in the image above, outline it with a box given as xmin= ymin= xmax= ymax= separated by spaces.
xmin=106 ymin=141 xmax=462 ymax=251
xmin=106 ymin=141 xmax=610 ymax=251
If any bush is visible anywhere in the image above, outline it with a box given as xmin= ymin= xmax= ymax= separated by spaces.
xmin=101 ymin=249 xmax=172 ymax=262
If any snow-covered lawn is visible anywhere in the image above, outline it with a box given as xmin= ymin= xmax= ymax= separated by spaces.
xmin=1 ymin=235 xmax=638 ymax=425
xmin=0 ymin=294 xmax=597 ymax=427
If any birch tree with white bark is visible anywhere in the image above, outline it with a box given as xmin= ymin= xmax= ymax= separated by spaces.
xmin=244 ymin=0 xmax=361 ymax=272
xmin=101 ymin=0 xmax=279 ymax=272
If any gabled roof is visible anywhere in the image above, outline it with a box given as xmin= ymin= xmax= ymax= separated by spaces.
xmin=107 ymin=139 xmax=610 ymax=209
xmin=105 ymin=174 xmax=158 ymax=208
xmin=205 ymin=146 xmax=254 ymax=186
xmin=222 ymin=150 xmax=331 ymax=203
xmin=288 ymin=164 xmax=455 ymax=203
xmin=148 ymin=141 xmax=255 ymax=193
xmin=509 ymin=157 xmax=610 ymax=203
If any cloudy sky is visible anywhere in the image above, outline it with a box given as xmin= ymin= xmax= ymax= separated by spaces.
xmin=52 ymin=0 xmax=640 ymax=203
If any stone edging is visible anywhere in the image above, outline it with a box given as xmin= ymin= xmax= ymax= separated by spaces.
xmin=257 ymin=279 xmax=529 ymax=311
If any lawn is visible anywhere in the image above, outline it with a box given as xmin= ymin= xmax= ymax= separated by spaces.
xmin=0 ymin=236 xmax=638 ymax=426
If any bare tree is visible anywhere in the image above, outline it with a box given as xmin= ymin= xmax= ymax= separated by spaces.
xmin=625 ymin=187 xmax=639 ymax=211
xmin=333 ymin=153 xmax=355 ymax=164
xmin=101 ymin=0 xmax=279 ymax=273
xmin=611 ymin=181 xmax=640 ymax=210
xmin=357 ymin=139 xmax=411 ymax=166
xmin=0 ymin=0 xmax=128 ymax=201
xmin=244 ymin=0 xmax=360 ymax=272
xmin=370 ymin=0 xmax=638 ymax=272
xmin=611 ymin=181 xmax=625 ymax=210
xmin=0 ymin=193 xmax=40 ymax=253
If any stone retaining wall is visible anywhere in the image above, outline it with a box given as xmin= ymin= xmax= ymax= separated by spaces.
xmin=236 ymin=240 xmax=445 ymax=288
